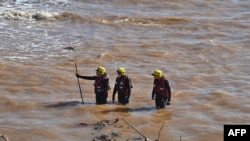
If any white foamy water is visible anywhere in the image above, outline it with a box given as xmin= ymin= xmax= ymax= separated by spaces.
xmin=0 ymin=0 xmax=249 ymax=141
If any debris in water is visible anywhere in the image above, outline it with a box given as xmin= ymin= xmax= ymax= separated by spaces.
xmin=63 ymin=46 xmax=75 ymax=50
xmin=77 ymin=119 xmax=119 ymax=130
xmin=94 ymin=119 xmax=119 ymax=130
xmin=93 ymin=131 xmax=121 ymax=141
xmin=123 ymin=118 xmax=151 ymax=141
xmin=156 ymin=121 xmax=166 ymax=141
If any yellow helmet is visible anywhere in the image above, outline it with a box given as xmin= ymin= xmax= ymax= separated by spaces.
xmin=152 ymin=70 xmax=162 ymax=79
xmin=96 ymin=66 xmax=106 ymax=75
xmin=116 ymin=67 xmax=125 ymax=75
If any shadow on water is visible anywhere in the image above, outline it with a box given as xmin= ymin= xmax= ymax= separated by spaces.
xmin=129 ymin=106 xmax=156 ymax=112
xmin=44 ymin=100 xmax=95 ymax=108
xmin=101 ymin=106 xmax=156 ymax=114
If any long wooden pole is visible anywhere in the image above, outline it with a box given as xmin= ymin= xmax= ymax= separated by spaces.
xmin=75 ymin=62 xmax=84 ymax=104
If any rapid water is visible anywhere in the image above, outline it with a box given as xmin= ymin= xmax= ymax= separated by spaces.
xmin=0 ymin=0 xmax=249 ymax=140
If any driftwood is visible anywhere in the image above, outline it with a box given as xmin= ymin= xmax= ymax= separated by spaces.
xmin=123 ymin=118 xmax=151 ymax=141
xmin=155 ymin=121 xmax=166 ymax=141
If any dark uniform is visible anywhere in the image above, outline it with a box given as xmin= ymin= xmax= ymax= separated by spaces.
xmin=112 ymin=67 xmax=132 ymax=105
xmin=76 ymin=66 xmax=110 ymax=104
xmin=152 ymin=70 xmax=171 ymax=109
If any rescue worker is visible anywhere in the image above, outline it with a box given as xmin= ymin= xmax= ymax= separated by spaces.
xmin=151 ymin=70 xmax=171 ymax=109
xmin=75 ymin=66 xmax=110 ymax=104
xmin=112 ymin=67 xmax=133 ymax=105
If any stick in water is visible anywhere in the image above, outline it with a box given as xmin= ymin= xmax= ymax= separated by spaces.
xmin=75 ymin=61 xmax=84 ymax=104
xmin=123 ymin=118 xmax=149 ymax=141
xmin=156 ymin=121 xmax=166 ymax=141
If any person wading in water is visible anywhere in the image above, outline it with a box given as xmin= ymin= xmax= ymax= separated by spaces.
xmin=75 ymin=66 xmax=110 ymax=104
xmin=151 ymin=70 xmax=171 ymax=109
xmin=112 ymin=67 xmax=133 ymax=105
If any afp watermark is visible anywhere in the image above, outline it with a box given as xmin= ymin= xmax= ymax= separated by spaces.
xmin=224 ymin=125 xmax=250 ymax=141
